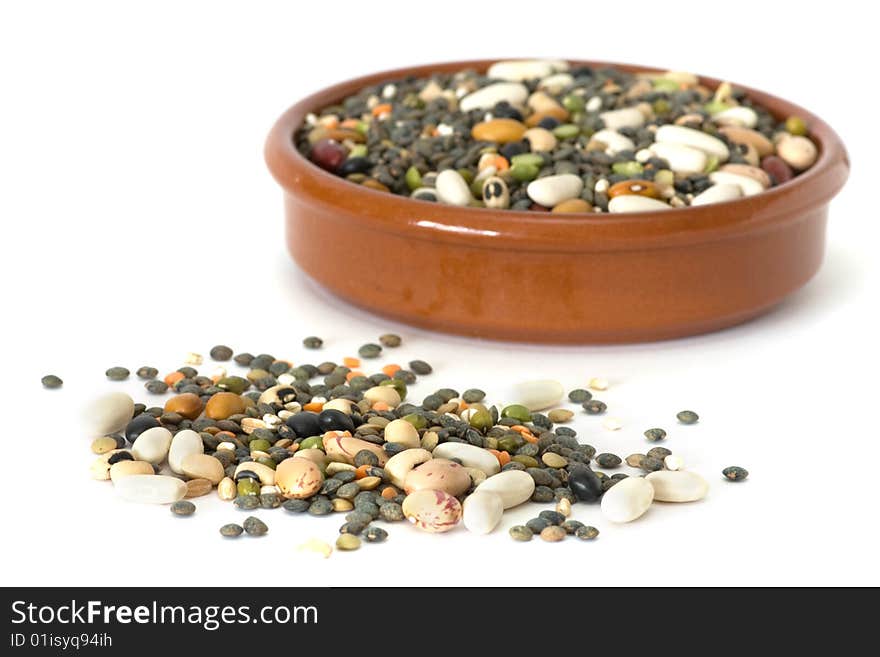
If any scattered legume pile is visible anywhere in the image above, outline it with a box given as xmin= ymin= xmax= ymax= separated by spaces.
xmin=70 ymin=337 xmax=747 ymax=557
xmin=295 ymin=59 xmax=819 ymax=213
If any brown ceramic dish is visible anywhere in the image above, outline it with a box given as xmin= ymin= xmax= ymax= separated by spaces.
xmin=265 ymin=59 xmax=849 ymax=343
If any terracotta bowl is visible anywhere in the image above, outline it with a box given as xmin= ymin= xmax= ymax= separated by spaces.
xmin=265 ymin=59 xmax=849 ymax=343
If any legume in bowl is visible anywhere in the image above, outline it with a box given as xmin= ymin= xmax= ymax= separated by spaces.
xmin=266 ymin=59 xmax=849 ymax=343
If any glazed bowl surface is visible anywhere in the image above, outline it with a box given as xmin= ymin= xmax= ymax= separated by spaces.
xmin=265 ymin=59 xmax=849 ymax=343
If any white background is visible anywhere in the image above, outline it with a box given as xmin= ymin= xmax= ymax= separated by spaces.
xmin=2 ymin=0 xmax=877 ymax=587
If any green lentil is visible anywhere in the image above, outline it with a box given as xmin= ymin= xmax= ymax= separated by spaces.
xmin=136 ymin=366 xmax=158 ymax=380
xmin=378 ymin=333 xmax=402 ymax=347
xmin=379 ymin=502 xmax=404 ymax=522
xmin=364 ymin=526 xmax=388 ymax=543
xmin=531 ymin=486 xmax=555 ymax=503
xmin=282 ymin=499 xmax=310 ymax=513
xmin=561 ymin=520 xmax=585 ymax=535
xmin=575 ymin=525 xmax=600 ymax=540
xmin=646 ymin=446 xmax=672 ymax=461
xmin=234 ymin=495 xmax=260 ymax=511
xmin=41 ymin=374 xmax=63 ymax=389
xmin=644 ymin=428 xmax=667 ymax=442
xmin=145 ymin=380 xmax=168 ymax=394
xmin=509 ymin=525 xmax=533 ymax=542
xmin=512 ymin=455 xmax=539 ymax=468
xmin=595 ymin=453 xmax=622 ymax=468
xmin=170 ymin=500 xmax=196 ymax=516
xmin=393 ymin=369 xmax=416 ymax=384
xmin=526 ymin=517 xmax=551 ymax=533
xmin=308 ymin=498 xmax=333 ymax=516
xmin=105 ymin=367 xmax=130 ymax=381
xmin=722 ymin=466 xmax=749 ymax=482
xmin=641 ymin=456 xmax=664 ymax=472
xmin=242 ymin=516 xmax=268 ymax=536
xmin=219 ymin=523 xmax=243 ymax=538
xmin=568 ymin=388 xmax=591 ymax=403
xmin=302 ymin=336 xmax=323 ymax=349
xmin=462 ymin=388 xmax=486 ymax=403
xmin=677 ymin=410 xmax=699 ymax=424
xmin=234 ymin=352 xmax=254 ymax=366
xmin=260 ymin=493 xmax=282 ymax=509
xmin=354 ymin=449 xmax=380 ymax=467
xmin=539 ymin=510 xmax=565 ymax=525
xmin=209 ymin=345 xmax=233 ymax=361
xmin=408 ymin=360 xmax=432 ymax=375
xmin=358 ymin=343 xmax=382 ymax=359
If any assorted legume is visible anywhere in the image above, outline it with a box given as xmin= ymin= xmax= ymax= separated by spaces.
xmin=69 ymin=338 xmax=748 ymax=554
xmin=295 ymin=60 xmax=818 ymax=214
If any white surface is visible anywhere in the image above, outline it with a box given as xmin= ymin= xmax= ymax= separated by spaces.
xmin=2 ymin=0 xmax=877 ymax=587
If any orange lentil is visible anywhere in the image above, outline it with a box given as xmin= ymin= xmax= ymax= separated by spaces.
xmin=343 ymin=356 xmax=361 ymax=368
xmin=302 ymin=401 xmax=324 ymax=413
xmin=381 ymin=486 xmax=398 ymax=500
xmin=287 ymin=443 xmax=300 ymax=454
xmin=214 ymin=431 xmax=236 ymax=441
xmin=345 ymin=370 xmax=364 ymax=382
xmin=372 ymin=103 xmax=392 ymax=118
xmin=164 ymin=371 xmax=184 ymax=387
xmin=355 ymin=464 xmax=371 ymax=479
xmin=340 ymin=118 xmax=360 ymax=129
xmin=510 ymin=425 xmax=539 ymax=444
xmin=382 ymin=364 xmax=401 ymax=377
xmin=494 ymin=155 xmax=510 ymax=171
xmin=319 ymin=115 xmax=339 ymax=128
xmin=372 ymin=401 xmax=391 ymax=412
xmin=488 ymin=449 xmax=511 ymax=467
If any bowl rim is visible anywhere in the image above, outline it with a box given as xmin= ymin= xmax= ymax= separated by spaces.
xmin=266 ymin=58 xmax=849 ymax=252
